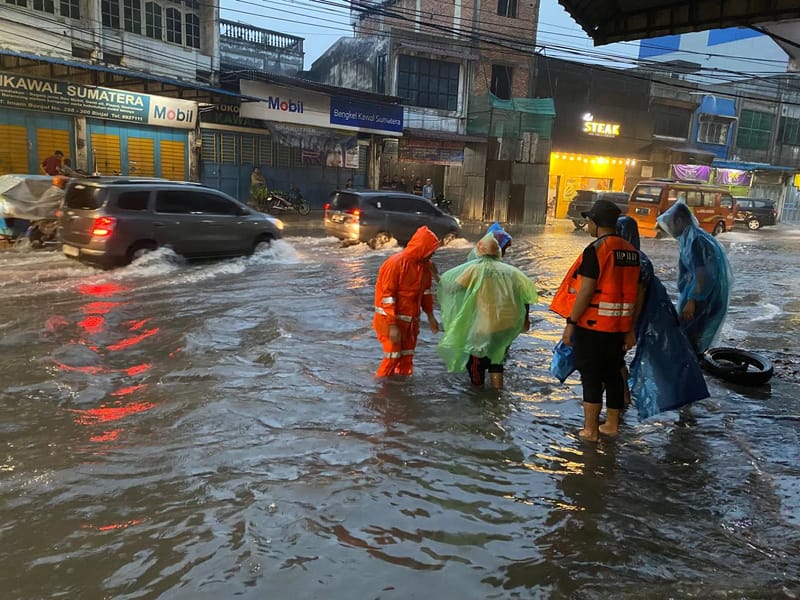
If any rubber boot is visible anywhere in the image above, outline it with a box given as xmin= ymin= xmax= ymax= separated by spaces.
xmin=580 ymin=402 xmax=602 ymax=442
xmin=489 ymin=372 xmax=503 ymax=389
xmin=599 ymin=409 xmax=621 ymax=436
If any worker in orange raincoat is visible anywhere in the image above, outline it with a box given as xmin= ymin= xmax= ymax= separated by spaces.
xmin=373 ymin=226 xmax=441 ymax=377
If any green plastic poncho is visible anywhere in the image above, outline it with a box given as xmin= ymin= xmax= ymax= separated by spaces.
xmin=437 ymin=233 xmax=538 ymax=371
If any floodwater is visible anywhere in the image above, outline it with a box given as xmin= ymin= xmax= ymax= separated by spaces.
xmin=1 ymin=220 xmax=799 ymax=599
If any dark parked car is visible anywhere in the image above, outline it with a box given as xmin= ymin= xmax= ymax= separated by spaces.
xmin=733 ymin=197 xmax=777 ymax=230
xmin=59 ymin=177 xmax=283 ymax=268
xmin=323 ymin=190 xmax=461 ymax=248
xmin=566 ymin=190 xmax=630 ymax=229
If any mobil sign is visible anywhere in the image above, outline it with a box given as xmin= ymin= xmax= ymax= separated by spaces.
xmin=240 ymin=80 xmax=330 ymax=128
xmin=148 ymin=96 xmax=198 ymax=129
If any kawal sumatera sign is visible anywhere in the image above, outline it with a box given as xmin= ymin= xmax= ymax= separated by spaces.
xmin=582 ymin=113 xmax=620 ymax=138
xmin=0 ymin=72 xmax=197 ymax=129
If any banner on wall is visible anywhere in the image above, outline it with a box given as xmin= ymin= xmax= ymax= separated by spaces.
xmin=671 ymin=163 xmax=712 ymax=181
xmin=715 ymin=168 xmax=751 ymax=186
xmin=0 ymin=71 xmax=197 ymax=128
xmin=266 ymin=123 xmax=357 ymax=166
xmin=399 ymin=138 xmax=464 ymax=165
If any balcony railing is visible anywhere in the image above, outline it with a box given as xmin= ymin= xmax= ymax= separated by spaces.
xmin=220 ymin=19 xmax=303 ymax=53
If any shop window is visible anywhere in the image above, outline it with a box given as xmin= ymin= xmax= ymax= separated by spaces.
xmin=491 ymin=65 xmax=512 ymax=100
xmin=5 ymin=0 xmax=26 ymax=6
xmin=185 ymin=13 xmax=200 ymax=48
xmin=145 ymin=2 xmax=162 ymax=39
xmin=165 ymin=7 xmax=181 ymax=43
xmin=397 ymin=55 xmax=459 ymax=112
xmin=697 ymin=115 xmax=730 ymax=145
xmin=102 ymin=0 xmax=121 ymax=28
xmin=779 ymin=117 xmax=800 ymax=146
xmin=376 ymin=54 xmax=387 ymax=95
xmin=124 ymin=0 xmax=142 ymax=33
xmin=736 ymin=109 xmax=773 ymax=150
xmin=653 ymin=106 xmax=691 ymax=139
xmin=33 ymin=0 xmax=55 ymax=14
xmin=201 ymin=131 xmax=218 ymax=163
xmin=497 ymin=0 xmax=517 ymax=18
xmin=60 ymin=0 xmax=79 ymax=18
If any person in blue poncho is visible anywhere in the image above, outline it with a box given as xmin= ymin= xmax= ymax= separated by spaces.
xmin=437 ymin=233 xmax=538 ymax=389
xmin=657 ymin=201 xmax=732 ymax=356
xmin=617 ymin=216 xmax=710 ymax=420
xmin=467 ymin=222 xmax=512 ymax=261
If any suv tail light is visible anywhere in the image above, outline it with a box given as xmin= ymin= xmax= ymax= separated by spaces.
xmin=91 ymin=216 xmax=116 ymax=237
xmin=345 ymin=208 xmax=360 ymax=221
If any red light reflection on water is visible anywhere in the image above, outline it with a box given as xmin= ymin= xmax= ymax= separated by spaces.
xmin=78 ymin=315 xmax=105 ymax=335
xmin=81 ymin=518 xmax=146 ymax=532
xmin=70 ymin=400 xmax=155 ymax=425
xmin=78 ymin=283 xmax=128 ymax=298
xmin=90 ymin=429 xmax=121 ymax=442
xmin=106 ymin=328 xmax=160 ymax=351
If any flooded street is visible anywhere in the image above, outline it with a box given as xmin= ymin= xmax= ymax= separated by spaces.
xmin=1 ymin=220 xmax=799 ymax=599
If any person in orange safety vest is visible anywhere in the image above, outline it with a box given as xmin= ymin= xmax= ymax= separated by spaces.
xmin=373 ymin=226 xmax=441 ymax=377
xmin=550 ymin=198 xmax=641 ymax=441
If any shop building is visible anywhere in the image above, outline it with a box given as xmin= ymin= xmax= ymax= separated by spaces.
xmin=0 ymin=0 xmax=232 ymax=179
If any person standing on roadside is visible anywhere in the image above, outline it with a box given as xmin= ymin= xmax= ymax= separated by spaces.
xmin=373 ymin=226 xmax=440 ymax=377
xmin=550 ymin=199 xmax=640 ymax=441
xmin=41 ymin=150 xmax=64 ymax=176
xmin=422 ymin=178 xmax=435 ymax=201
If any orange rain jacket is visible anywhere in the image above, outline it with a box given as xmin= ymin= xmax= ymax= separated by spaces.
xmin=373 ymin=226 xmax=440 ymax=326
xmin=373 ymin=227 xmax=440 ymax=376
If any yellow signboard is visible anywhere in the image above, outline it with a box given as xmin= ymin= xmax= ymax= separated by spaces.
xmin=583 ymin=121 xmax=620 ymax=137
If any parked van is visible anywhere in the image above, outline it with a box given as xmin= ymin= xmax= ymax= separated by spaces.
xmin=628 ymin=179 xmax=735 ymax=237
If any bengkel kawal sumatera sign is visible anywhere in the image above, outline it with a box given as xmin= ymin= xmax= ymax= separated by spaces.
xmin=0 ymin=72 xmax=197 ymax=129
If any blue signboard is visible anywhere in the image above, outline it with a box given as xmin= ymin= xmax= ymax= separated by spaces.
xmin=0 ymin=72 xmax=197 ymax=128
xmin=330 ymin=96 xmax=403 ymax=135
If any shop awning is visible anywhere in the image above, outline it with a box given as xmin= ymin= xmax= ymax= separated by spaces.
xmin=0 ymin=48 xmax=251 ymax=103
xmin=556 ymin=0 xmax=800 ymax=45
xmin=404 ymin=128 xmax=485 ymax=143
xmin=712 ymin=159 xmax=797 ymax=172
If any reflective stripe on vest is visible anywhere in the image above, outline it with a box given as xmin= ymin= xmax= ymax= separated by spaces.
xmin=383 ymin=351 xmax=401 ymax=358
xmin=549 ymin=235 xmax=640 ymax=332
xmin=375 ymin=307 xmax=416 ymax=322
xmin=381 ymin=296 xmax=395 ymax=305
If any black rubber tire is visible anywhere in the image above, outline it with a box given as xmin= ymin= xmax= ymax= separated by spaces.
xmin=295 ymin=200 xmax=310 ymax=216
xmin=126 ymin=241 xmax=157 ymax=264
xmin=441 ymin=231 xmax=458 ymax=246
xmin=701 ymin=347 xmax=774 ymax=386
xmin=713 ymin=221 xmax=726 ymax=236
xmin=368 ymin=232 xmax=392 ymax=249
xmin=571 ymin=220 xmax=586 ymax=230
xmin=251 ymin=234 xmax=273 ymax=254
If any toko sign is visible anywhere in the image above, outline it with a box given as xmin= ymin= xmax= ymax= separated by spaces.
xmin=0 ymin=72 xmax=197 ymax=129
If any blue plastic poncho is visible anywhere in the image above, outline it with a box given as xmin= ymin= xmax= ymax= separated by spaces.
xmin=617 ymin=215 xmax=710 ymax=420
xmin=467 ymin=222 xmax=512 ymax=261
xmin=656 ymin=201 xmax=732 ymax=354
xmin=437 ymin=233 xmax=537 ymax=370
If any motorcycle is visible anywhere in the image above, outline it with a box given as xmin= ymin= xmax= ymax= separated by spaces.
xmin=267 ymin=186 xmax=311 ymax=216
xmin=24 ymin=219 xmax=59 ymax=248
xmin=434 ymin=194 xmax=452 ymax=214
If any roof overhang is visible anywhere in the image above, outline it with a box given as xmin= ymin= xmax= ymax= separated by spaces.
xmin=557 ymin=0 xmax=800 ymax=46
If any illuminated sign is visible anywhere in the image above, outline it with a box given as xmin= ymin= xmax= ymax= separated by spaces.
xmin=582 ymin=113 xmax=620 ymax=138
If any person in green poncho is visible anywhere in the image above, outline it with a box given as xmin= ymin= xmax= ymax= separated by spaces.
xmin=437 ymin=233 xmax=538 ymax=389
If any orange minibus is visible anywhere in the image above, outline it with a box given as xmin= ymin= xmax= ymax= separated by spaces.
xmin=628 ymin=180 xmax=735 ymax=237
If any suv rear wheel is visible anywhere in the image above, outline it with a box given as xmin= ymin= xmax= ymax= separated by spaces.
xmin=368 ymin=232 xmax=392 ymax=249
xmin=441 ymin=231 xmax=458 ymax=246
xmin=746 ymin=217 xmax=761 ymax=230
xmin=571 ymin=219 xmax=587 ymax=230
xmin=127 ymin=241 xmax=157 ymax=264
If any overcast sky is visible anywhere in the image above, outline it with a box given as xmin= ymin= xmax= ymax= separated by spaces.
xmin=220 ymin=0 xmax=641 ymax=71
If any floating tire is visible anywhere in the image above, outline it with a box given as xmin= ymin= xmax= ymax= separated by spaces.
xmin=700 ymin=347 xmax=774 ymax=386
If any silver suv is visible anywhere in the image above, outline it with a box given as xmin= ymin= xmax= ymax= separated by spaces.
xmin=59 ymin=178 xmax=283 ymax=268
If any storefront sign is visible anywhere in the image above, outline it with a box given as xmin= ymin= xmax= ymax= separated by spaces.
xmin=203 ymin=103 xmax=264 ymax=128
xmin=0 ymin=72 xmax=197 ymax=129
xmin=581 ymin=114 xmax=620 ymax=138
xmin=330 ymin=96 xmax=403 ymax=135
xmin=240 ymin=80 xmax=330 ymax=128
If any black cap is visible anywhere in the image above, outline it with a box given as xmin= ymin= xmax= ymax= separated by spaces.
xmin=581 ymin=198 xmax=621 ymax=227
